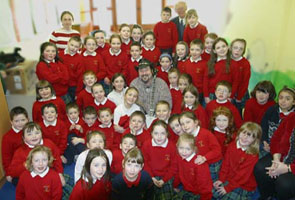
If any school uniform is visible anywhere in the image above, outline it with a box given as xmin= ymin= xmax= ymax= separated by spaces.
xmin=81 ymin=120 xmax=99 ymax=138
xmin=183 ymin=23 xmax=208 ymax=44
xmin=126 ymin=56 xmax=141 ymax=85
xmin=176 ymin=58 xmax=187 ymax=74
xmin=183 ymin=104 xmax=209 ymax=129
xmin=121 ymin=38 xmax=132 ymax=57
xmin=98 ymin=123 xmax=120 ymax=150
xmin=122 ymin=128 xmax=151 ymax=149
xmin=156 ymin=65 xmax=170 ymax=85
xmin=95 ymin=43 xmax=110 ymax=55
xmin=76 ymin=88 xmax=95 ymax=111
xmin=113 ymin=103 xmax=141 ymax=129
xmin=16 ymin=167 xmax=62 ymax=200
xmin=111 ymin=149 xmax=124 ymax=175
xmin=170 ymin=85 xmax=182 ymax=114
xmin=90 ymin=98 xmax=116 ymax=114
xmin=201 ymin=50 xmax=211 ymax=62
xmin=213 ymin=127 xmax=236 ymax=156
xmin=49 ymin=29 xmax=80 ymax=51
xmin=153 ymin=21 xmax=178 ymax=52
xmin=142 ymin=46 xmax=161 ymax=66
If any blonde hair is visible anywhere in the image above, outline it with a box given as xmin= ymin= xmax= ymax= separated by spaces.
xmin=25 ymin=145 xmax=54 ymax=171
xmin=123 ymin=147 xmax=144 ymax=166
xmin=176 ymin=133 xmax=196 ymax=152
xmin=175 ymin=1 xmax=187 ymax=11
xmin=185 ymin=9 xmax=198 ymax=24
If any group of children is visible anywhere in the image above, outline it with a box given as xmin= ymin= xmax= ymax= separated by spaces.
xmin=2 ymin=5 xmax=295 ymax=200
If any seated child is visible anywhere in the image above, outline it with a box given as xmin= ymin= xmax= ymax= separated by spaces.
xmin=16 ymin=146 xmax=63 ymax=200
xmin=107 ymin=73 xmax=128 ymax=106
xmin=168 ymin=68 xmax=182 ymax=114
xmin=92 ymin=29 xmax=110 ymax=55
xmin=2 ymin=106 xmax=29 ymax=182
xmin=81 ymin=106 xmax=99 ymax=136
xmin=126 ymin=42 xmax=143 ymax=85
xmin=141 ymin=31 xmax=161 ymax=66
xmin=156 ymin=53 xmax=173 ymax=85
xmin=111 ymin=147 xmax=154 ymax=199
xmin=168 ymin=114 xmax=184 ymax=143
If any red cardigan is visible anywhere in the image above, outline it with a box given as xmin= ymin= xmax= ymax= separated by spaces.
xmin=183 ymin=23 xmax=208 ymax=44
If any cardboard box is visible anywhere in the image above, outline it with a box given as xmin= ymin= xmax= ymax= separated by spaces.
xmin=4 ymin=60 xmax=38 ymax=94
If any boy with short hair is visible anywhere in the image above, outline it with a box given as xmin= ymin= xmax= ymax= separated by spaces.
xmin=168 ymin=67 xmax=182 ymax=114
xmin=153 ymin=7 xmax=178 ymax=54
xmin=2 ymin=106 xmax=29 ymax=181
xmin=126 ymin=42 xmax=143 ymax=85
xmin=81 ymin=105 xmax=99 ymax=136
xmin=205 ymin=81 xmax=243 ymax=128
xmin=111 ymin=147 xmax=154 ymax=199
xmin=90 ymin=83 xmax=116 ymax=113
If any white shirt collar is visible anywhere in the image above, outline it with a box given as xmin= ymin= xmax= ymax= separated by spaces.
xmin=99 ymin=122 xmax=112 ymax=128
xmin=122 ymin=38 xmax=131 ymax=45
xmin=170 ymin=84 xmax=179 ymax=90
xmin=132 ymin=128 xmax=143 ymax=136
xmin=161 ymin=66 xmax=171 ymax=72
xmin=205 ymin=49 xmax=211 ymax=54
xmin=179 ymin=17 xmax=185 ymax=24
xmin=279 ymin=108 xmax=294 ymax=116
xmin=12 ymin=126 xmax=21 ymax=133
xmin=217 ymin=57 xmax=227 ymax=62
xmin=31 ymin=167 xmax=49 ymax=178
xmin=231 ymin=56 xmax=243 ymax=61
xmin=109 ymin=48 xmax=121 ymax=56
xmin=185 ymin=152 xmax=196 ymax=162
xmin=152 ymin=138 xmax=168 ymax=148
xmin=190 ymin=56 xmax=202 ymax=63
xmin=143 ymin=45 xmax=155 ymax=51
xmin=216 ymin=99 xmax=228 ymax=104
xmin=185 ymin=104 xmax=193 ymax=110
xmin=43 ymin=119 xmax=57 ymax=127
xmin=236 ymin=140 xmax=247 ymax=151
xmin=214 ymin=126 xmax=226 ymax=133
xmin=192 ymin=126 xmax=200 ymax=137
xmin=82 ymin=174 xmax=100 ymax=184
xmin=38 ymin=95 xmax=56 ymax=102
xmin=85 ymin=87 xmax=92 ymax=93
xmin=131 ymin=56 xmax=142 ymax=62
xmin=189 ymin=22 xmax=199 ymax=29
xmin=25 ymin=139 xmax=43 ymax=148
xmin=83 ymin=51 xmax=97 ymax=57
xmin=94 ymin=98 xmax=107 ymax=106
xmin=64 ymin=48 xmax=76 ymax=56
xmin=44 ymin=59 xmax=55 ymax=63
xmin=68 ymin=116 xmax=79 ymax=124
xmin=97 ymin=43 xmax=105 ymax=48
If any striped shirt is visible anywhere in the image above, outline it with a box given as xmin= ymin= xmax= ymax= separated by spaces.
xmin=49 ymin=29 xmax=80 ymax=50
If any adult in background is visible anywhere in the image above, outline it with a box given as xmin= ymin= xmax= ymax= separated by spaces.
xmin=171 ymin=1 xmax=187 ymax=41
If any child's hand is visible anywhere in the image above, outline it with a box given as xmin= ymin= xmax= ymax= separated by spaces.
xmin=216 ymin=185 xmax=226 ymax=195
xmin=194 ymin=155 xmax=206 ymax=165
xmin=59 ymin=173 xmax=66 ymax=186
xmin=263 ymin=141 xmax=270 ymax=152
xmin=205 ymin=97 xmax=211 ymax=104
xmin=114 ymin=125 xmax=125 ymax=133
xmin=72 ymin=137 xmax=81 ymax=145
xmin=6 ymin=176 xmax=12 ymax=182
xmin=152 ymin=177 xmax=160 ymax=187
xmin=75 ymin=124 xmax=83 ymax=133
xmin=174 ymin=188 xmax=180 ymax=193
xmin=61 ymin=155 xmax=67 ymax=164
xmin=157 ymin=179 xmax=165 ymax=187
xmin=104 ymin=77 xmax=111 ymax=85
xmin=69 ymin=124 xmax=76 ymax=130
xmin=213 ymin=180 xmax=222 ymax=189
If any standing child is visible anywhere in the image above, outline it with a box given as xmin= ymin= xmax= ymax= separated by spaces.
xmin=213 ymin=122 xmax=261 ymax=200
xmin=119 ymin=24 xmax=132 ymax=56
xmin=179 ymin=111 xmax=222 ymax=181
xmin=126 ymin=42 xmax=143 ymax=85
xmin=183 ymin=9 xmax=208 ymax=44
xmin=114 ymin=87 xmax=140 ymax=133
xmin=141 ymin=31 xmax=161 ymax=66
xmin=153 ymin=7 xmax=178 ymax=55
xmin=81 ymin=106 xmax=99 ymax=136
xmin=92 ymin=30 xmax=110 ymax=55
xmin=36 ymin=42 xmax=70 ymax=103
xmin=111 ymin=147 xmax=154 ymax=199
xmin=70 ymin=148 xmax=111 ymax=200
xmin=168 ymin=114 xmax=184 ymax=143
xmin=142 ymin=120 xmax=177 ymax=200
xmin=182 ymin=85 xmax=208 ymax=128
xmin=131 ymin=24 xmax=143 ymax=43
xmin=209 ymin=106 xmax=236 ymax=156
xmin=201 ymin=33 xmax=218 ymax=61
xmin=32 ymin=80 xmax=66 ymax=122
xmin=244 ymin=80 xmax=276 ymax=124
xmin=107 ymin=73 xmax=128 ymax=106
xmin=74 ymin=131 xmax=113 ymax=183
xmin=168 ymin=68 xmax=182 ymax=114
xmin=16 ymin=146 xmax=62 ymax=200
xmin=156 ymin=53 xmax=173 ymax=85
xmin=2 ymin=107 xmax=29 ymax=182
xmin=173 ymin=41 xmax=189 ymax=73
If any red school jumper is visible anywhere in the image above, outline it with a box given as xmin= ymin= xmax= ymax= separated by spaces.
xmin=90 ymin=98 xmax=116 ymax=114
xmin=96 ymin=43 xmax=110 ymax=55
xmin=64 ymin=117 xmax=85 ymax=138
xmin=121 ymin=39 xmax=132 ymax=57
xmin=183 ymin=23 xmax=208 ymax=44
xmin=122 ymin=128 xmax=151 ymax=149
xmin=76 ymin=88 xmax=94 ymax=112
xmin=201 ymin=51 xmax=211 ymax=62
xmin=111 ymin=149 xmax=124 ymax=174
xmin=183 ymin=105 xmax=209 ymax=129
xmin=98 ymin=123 xmax=120 ymax=150
xmin=142 ymin=46 xmax=161 ymax=66
xmin=156 ymin=66 xmax=170 ymax=85
xmin=81 ymin=120 xmax=100 ymax=138
xmin=170 ymin=86 xmax=182 ymax=114
xmin=126 ymin=57 xmax=140 ymax=85
xmin=153 ymin=21 xmax=178 ymax=51
xmin=81 ymin=52 xmax=107 ymax=82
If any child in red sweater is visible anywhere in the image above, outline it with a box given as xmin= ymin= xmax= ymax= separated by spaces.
xmin=2 ymin=106 xmax=29 ymax=182
xmin=92 ymin=30 xmax=110 ymax=55
xmin=70 ymin=148 xmax=111 ymax=200
xmin=183 ymin=9 xmax=208 ymax=44
xmin=201 ymin=33 xmax=218 ymax=61
xmin=81 ymin=106 xmax=99 ymax=136
xmin=32 ymin=80 xmax=66 ymax=122
xmin=141 ymin=31 xmax=161 ymax=66
xmin=36 ymin=42 xmax=70 ymax=103
xmin=178 ymin=73 xmax=192 ymax=93
xmin=156 ymin=53 xmax=173 ymax=85
xmin=209 ymin=107 xmax=236 ymax=156
xmin=182 ymin=85 xmax=208 ymax=128
xmin=16 ymin=146 xmax=63 ymax=200
xmin=153 ymin=7 xmax=178 ymax=54
xmin=206 ymin=81 xmax=243 ymax=128
xmin=244 ymin=80 xmax=276 ymax=124
xmin=126 ymin=42 xmax=142 ymax=85
xmin=119 ymin=23 xmax=132 ymax=56
xmin=142 ymin=120 xmax=177 ymax=200
xmin=174 ymin=41 xmax=189 ymax=73
xmin=76 ymin=70 xmax=96 ymax=111
xmin=179 ymin=111 xmax=222 ymax=181
xmin=168 ymin=68 xmax=182 ymax=114
xmin=131 ymin=24 xmax=143 ymax=43
xmin=168 ymin=114 xmax=184 ymax=143
xmin=173 ymin=133 xmax=212 ymax=200
xmin=39 ymin=103 xmax=68 ymax=163
xmin=213 ymin=122 xmax=261 ymax=199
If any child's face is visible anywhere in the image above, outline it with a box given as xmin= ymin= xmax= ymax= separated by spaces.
xmin=124 ymin=161 xmax=143 ymax=181
xmin=11 ymin=114 xmax=29 ymax=131
xmin=24 ymin=127 xmax=42 ymax=146
xmin=190 ymin=44 xmax=203 ymax=59
xmin=215 ymin=114 xmax=229 ymax=131
xmin=110 ymin=38 xmax=121 ymax=53
xmin=83 ymin=114 xmax=97 ymax=127
xmin=83 ymin=74 xmax=97 ymax=88
xmin=179 ymin=116 xmax=198 ymax=134
xmin=61 ymin=14 xmax=73 ymax=29
xmin=184 ymin=91 xmax=197 ymax=106
xmin=176 ymin=44 xmax=186 ymax=59
xmin=67 ymin=40 xmax=80 ymax=54
xmin=231 ymin=41 xmax=245 ymax=59
xmin=215 ymin=85 xmax=231 ymax=101
xmin=169 ymin=119 xmax=183 ymax=135
xmin=38 ymin=87 xmax=52 ymax=100
xmin=177 ymin=141 xmax=194 ymax=159
xmin=90 ymin=156 xmax=107 ymax=180
xmin=161 ymin=11 xmax=171 ymax=23
xmin=98 ymin=111 xmax=112 ymax=125
xmin=238 ymin=130 xmax=255 ymax=149
xmin=87 ymin=134 xmax=105 ymax=149
xmin=120 ymin=27 xmax=131 ymax=40
xmin=256 ymin=90 xmax=270 ymax=105
xmin=278 ymin=91 xmax=295 ymax=112
xmin=187 ymin=15 xmax=198 ymax=26
xmin=204 ymin=37 xmax=215 ymax=52
xmin=67 ymin=108 xmax=79 ymax=121
xmin=120 ymin=138 xmax=136 ymax=155
xmin=143 ymin=35 xmax=155 ymax=48
xmin=129 ymin=116 xmax=145 ymax=133
xmin=85 ymin=39 xmax=97 ymax=53
xmin=94 ymin=32 xmax=105 ymax=46
xmin=92 ymin=85 xmax=105 ymax=102
xmin=43 ymin=46 xmax=56 ymax=62
xmin=160 ymin=57 xmax=172 ymax=71
xmin=112 ymin=76 xmax=125 ymax=92
xmin=168 ymin=72 xmax=179 ymax=87
xmin=178 ymin=78 xmax=189 ymax=93
xmin=155 ymin=104 xmax=171 ymax=121
xmin=214 ymin=41 xmax=229 ymax=58
xmin=131 ymin=28 xmax=142 ymax=42
xmin=130 ymin=46 xmax=142 ymax=59
xmin=152 ymin=125 xmax=168 ymax=146
xmin=32 ymin=151 xmax=48 ymax=174
xmin=124 ymin=90 xmax=138 ymax=106
xmin=42 ymin=107 xmax=57 ymax=122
